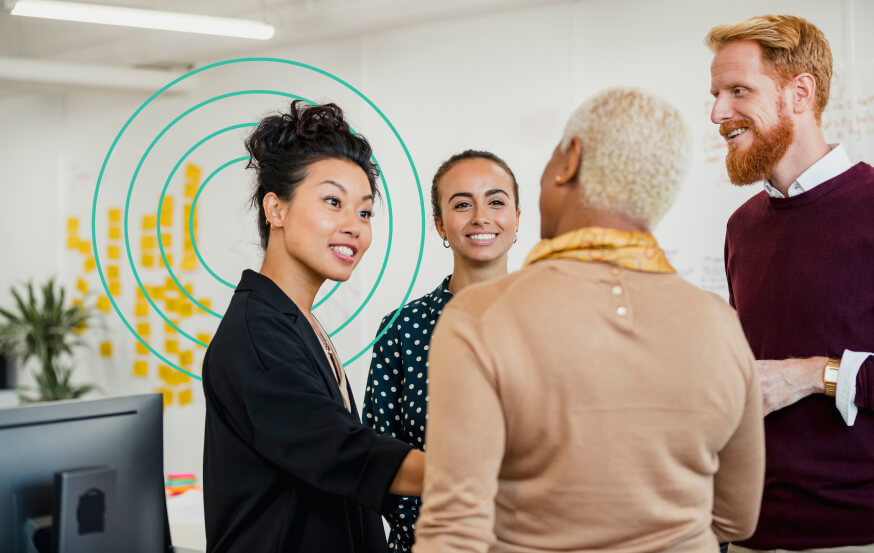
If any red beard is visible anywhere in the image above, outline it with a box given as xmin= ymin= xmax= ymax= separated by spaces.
xmin=720 ymin=106 xmax=794 ymax=186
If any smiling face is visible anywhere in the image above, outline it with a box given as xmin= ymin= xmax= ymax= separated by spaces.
xmin=434 ymin=158 xmax=519 ymax=265
xmin=266 ymin=157 xmax=374 ymax=284
xmin=710 ymin=40 xmax=796 ymax=185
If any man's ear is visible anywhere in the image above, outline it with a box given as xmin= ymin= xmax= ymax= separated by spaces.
xmin=790 ymin=73 xmax=817 ymax=115
xmin=556 ymin=136 xmax=582 ymax=185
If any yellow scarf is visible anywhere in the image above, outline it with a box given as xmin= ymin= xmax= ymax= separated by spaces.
xmin=523 ymin=227 xmax=675 ymax=273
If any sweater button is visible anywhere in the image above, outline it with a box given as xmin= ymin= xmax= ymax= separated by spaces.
xmin=612 ymin=285 xmax=623 ymax=296
xmin=617 ymin=306 xmax=628 ymax=316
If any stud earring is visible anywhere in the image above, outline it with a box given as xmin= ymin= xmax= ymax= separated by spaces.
xmin=555 ymin=175 xmax=563 ymax=184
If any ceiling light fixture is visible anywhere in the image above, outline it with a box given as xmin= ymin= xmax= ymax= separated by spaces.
xmin=8 ymin=0 xmax=275 ymax=40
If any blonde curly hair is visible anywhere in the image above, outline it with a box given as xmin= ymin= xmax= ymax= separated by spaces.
xmin=560 ymin=87 xmax=691 ymax=230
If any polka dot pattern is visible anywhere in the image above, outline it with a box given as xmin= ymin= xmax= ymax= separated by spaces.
xmin=363 ymin=275 xmax=453 ymax=551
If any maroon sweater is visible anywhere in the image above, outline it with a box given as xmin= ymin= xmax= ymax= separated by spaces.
xmin=725 ymin=162 xmax=874 ymax=549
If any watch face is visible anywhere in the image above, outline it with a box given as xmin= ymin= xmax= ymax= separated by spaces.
xmin=825 ymin=366 xmax=840 ymax=383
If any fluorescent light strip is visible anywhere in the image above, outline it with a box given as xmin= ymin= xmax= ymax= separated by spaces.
xmin=11 ymin=0 xmax=275 ymax=40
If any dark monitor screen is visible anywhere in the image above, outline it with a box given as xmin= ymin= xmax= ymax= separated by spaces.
xmin=0 ymin=393 xmax=172 ymax=553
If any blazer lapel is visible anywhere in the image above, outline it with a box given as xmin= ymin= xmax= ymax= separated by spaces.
xmin=291 ymin=314 xmax=346 ymax=409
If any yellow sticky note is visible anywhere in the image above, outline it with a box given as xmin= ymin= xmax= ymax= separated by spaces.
xmin=108 ymin=281 xmax=121 ymax=296
xmin=72 ymin=298 xmax=84 ymax=308
xmin=165 ymin=277 xmax=176 ymax=290
xmin=97 ymin=296 xmax=111 ymax=312
xmin=76 ymin=278 xmax=88 ymax=294
xmin=108 ymin=226 xmax=121 ymax=240
xmin=196 ymin=333 xmax=211 ymax=346
xmin=66 ymin=217 xmax=79 ymax=233
xmin=179 ymin=350 xmax=193 ymax=365
xmin=141 ymin=236 xmax=156 ymax=250
xmin=136 ymin=341 xmax=149 ymax=355
xmin=164 ymin=321 xmax=178 ymax=334
xmin=183 ymin=237 xmax=193 ymax=251
xmin=165 ymin=339 xmax=179 ymax=353
xmin=107 ymin=245 xmax=120 ymax=260
xmin=77 ymin=241 xmax=91 ymax=255
xmin=184 ymin=183 xmax=198 ymax=199
xmin=154 ymin=387 xmax=172 ymax=407
xmin=107 ymin=265 xmax=119 ymax=279
xmin=163 ymin=254 xmax=173 ymax=268
xmin=73 ymin=322 xmax=87 ymax=334
xmin=177 ymin=302 xmax=193 ymax=318
xmin=149 ymin=286 xmax=165 ymax=300
xmin=198 ymin=298 xmax=212 ymax=310
xmin=142 ymin=215 xmax=157 ymax=230
xmin=99 ymin=341 xmax=113 ymax=357
xmin=136 ymin=322 xmax=150 ymax=336
xmin=133 ymin=361 xmax=148 ymax=377
xmin=84 ymin=256 xmax=96 ymax=272
xmin=141 ymin=254 xmax=154 ymax=268
xmin=135 ymin=302 xmax=148 ymax=317
xmin=66 ymin=236 xmax=80 ymax=250
xmin=181 ymin=256 xmax=197 ymax=271
xmin=178 ymin=388 xmax=193 ymax=406
xmin=184 ymin=164 xmax=201 ymax=180
xmin=165 ymin=299 xmax=179 ymax=314
xmin=160 ymin=234 xmax=172 ymax=247
xmin=108 ymin=208 xmax=121 ymax=223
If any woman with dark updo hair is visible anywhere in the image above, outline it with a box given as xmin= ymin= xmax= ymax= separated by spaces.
xmin=202 ymin=100 xmax=424 ymax=553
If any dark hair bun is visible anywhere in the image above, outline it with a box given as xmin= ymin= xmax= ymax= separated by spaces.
xmin=247 ymin=100 xmax=380 ymax=249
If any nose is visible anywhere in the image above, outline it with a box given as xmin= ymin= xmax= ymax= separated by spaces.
xmin=472 ymin=203 xmax=489 ymax=225
xmin=341 ymin=210 xmax=361 ymax=238
xmin=711 ymin=93 xmax=732 ymax=125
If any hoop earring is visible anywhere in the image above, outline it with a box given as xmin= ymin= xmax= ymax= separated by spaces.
xmin=266 ymin=218 xmax=277 ymax=232
xmin=514 ymin=233 xmax=518 ymax=244
xmin=442 ymin=237 xmax=450 ymax=249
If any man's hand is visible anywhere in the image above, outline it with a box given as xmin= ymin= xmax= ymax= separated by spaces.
xmin=757 ymin=357 xmax=828 ymax=416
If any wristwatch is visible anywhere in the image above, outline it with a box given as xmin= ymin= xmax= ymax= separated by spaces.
xmin=823 ymin=358 xmax=840 ymax=397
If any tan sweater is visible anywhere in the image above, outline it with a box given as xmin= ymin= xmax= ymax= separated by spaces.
xmin=413 ymin=259 xmax=764 ymax=553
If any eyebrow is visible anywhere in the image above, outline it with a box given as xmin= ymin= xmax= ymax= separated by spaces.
xmin=448 ymin=189 xmax=511 ymax=202
xmin=320 ymin=180 xmax=373 ymax=202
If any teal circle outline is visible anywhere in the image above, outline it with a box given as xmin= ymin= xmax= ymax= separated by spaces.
xmin=91 ymin=57 xmax=425 ymax=379
xmin=188 ymin=157 xmax=342 ymax=309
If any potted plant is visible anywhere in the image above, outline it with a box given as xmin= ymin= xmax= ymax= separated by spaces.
xmin=0 ymin=278 xmax=96 ymax=402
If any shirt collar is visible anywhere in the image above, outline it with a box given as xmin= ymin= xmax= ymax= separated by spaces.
xmin=764 ymin=144 xmax=852 ymax=198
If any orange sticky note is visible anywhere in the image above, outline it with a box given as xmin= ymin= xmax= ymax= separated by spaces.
xmin=136 ymin=322 xmax=150 ymax=336
xmin=99 ymin=341 xmax=113 ymax=357
xmin=179 ymin=350 xmax=193 ymax=365
xmin=136 ymin=341 xmax=149 ymax=355
xmin=107 ymin=245 xmax=120 ymax=260
xmin=97 ymin=295 xmax=111 ymax=312
xmin=108 ymin=226 xmax=121 ymax=240
xmin=141 ymin=236 xmax=156 ymax=250
xmin=133 ymin=361 xmax=148 ymax=377
xmin=165 ymin=339 xmax=179 ymax=354
xmin=66 ymin=217 xmax=79 ymax=233
xmin=142 ymin=215 xmax=157 ymax=230
xmin=76 ymin=278 xmax=88 ymax=294
xmin=77 ymin=241 xmax=91 ymax=255
xmin=178 ymin=388 xmax=193 ymax=406
xmin=135 ymin=302 xmax=148 ymax=317
xmin=141 ymin=254 xmax=154 ymax=268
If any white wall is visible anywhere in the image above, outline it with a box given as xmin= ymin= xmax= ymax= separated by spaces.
xmin=1 ymin=0 xmax=872 ymax=483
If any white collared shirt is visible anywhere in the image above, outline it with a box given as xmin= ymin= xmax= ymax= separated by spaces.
xmin=763 ymin=144 xmax=869 ymax=425
xmin=763 ymin=144 xmax=852 ymax=198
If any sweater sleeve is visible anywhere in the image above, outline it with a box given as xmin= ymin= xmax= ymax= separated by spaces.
xmin=364 ymin=312 xmax=422 ymax=548
xmin=413 ymin=306 xmax=504 ymax=553
xmin=712 ymin=321 xmax=766 ymax=543
xmin=242 ymin=302 xmax=412 ymax=512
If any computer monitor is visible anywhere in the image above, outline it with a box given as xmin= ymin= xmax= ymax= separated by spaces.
xmin=0 ymin=393 xmax=172 ymax=553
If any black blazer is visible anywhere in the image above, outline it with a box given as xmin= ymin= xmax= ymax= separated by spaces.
xmin=203 ymin=270 xmax=413 ymax=553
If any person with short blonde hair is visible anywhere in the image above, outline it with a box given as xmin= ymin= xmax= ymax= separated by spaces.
xmin=413 ymin=87 xmax=765 ymax=553
xmin=707 ymin=14 xmax=874 ymax=553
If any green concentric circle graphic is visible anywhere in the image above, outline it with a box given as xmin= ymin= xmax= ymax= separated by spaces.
xmin=91 ymin=58 xmax=425 ymax=380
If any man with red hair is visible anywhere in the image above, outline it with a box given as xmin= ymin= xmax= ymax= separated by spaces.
xmin=708 ymin=14 xmax=874 ymax=553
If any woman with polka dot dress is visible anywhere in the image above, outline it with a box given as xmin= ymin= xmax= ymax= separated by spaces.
xmin=363 ymin=150 xmax=521 ymax=551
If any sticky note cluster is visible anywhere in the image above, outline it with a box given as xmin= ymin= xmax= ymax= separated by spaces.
xmin=181 ymin=164 xmax=201 ymax=272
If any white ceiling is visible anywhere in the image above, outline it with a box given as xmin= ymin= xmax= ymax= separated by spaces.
xmin=0 ymin=0 xmax=567 ymax=69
